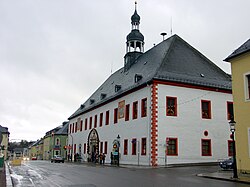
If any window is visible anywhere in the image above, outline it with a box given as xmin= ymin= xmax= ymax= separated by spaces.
xmin=74 ymin=144 xmax=76 ymax=155
xmin=72 ymin=123 xmax=75 ymax=133
xmin=100 ymin=142 xmax=103 ymax=153
xmin=228 ymin=140 xmax=233 ymax=157
xmin=69 ymin=124 xmax=72 ymax=133
xmin=114 ymin=108 xmax=118 ymax=124
xmin=141 ymin=138 xmax=146 ymax=155
xmin=124 ymin=139 xmax=128 ymax=155
xmin=85 ymin=118 xmax=88 ymax=130
xmin=166 ymin=97 xmax=177 ymax=116
xmin=105 ymin=110 xmax=110 ymax=125
xmin=201 ymin=139 xmax=212 ymax=156
xmin=132 ymin=138 xmax=137 ymax=155
xmin=100 ymin=113 xmax=103 ymax=127
xmin=201 ymin=100 xmax=211 ymax=119
xmin=94 ymin=115 xmax=97 ymax=128
xmin=125 ymin=104 xmax=130 ymax=121
xmin=227 ymin=102 xmax=234 ymax=120
xmin=89 ymin=117 xmax=92 ymax=129
xmin=133 ymin=101 xmax=138 ymax=120
xmin=167 ymin=138 xmax=178 ymax=156
xmin=80 ymin=120 xmax=83 ymax=131
xmin=56 ymin=138 xmax=60 ymax=145
xmin=104 ymin=141 xmax=108 ymax=154
xmin=245 ymin=74 xmax=250 ymax=100
xmin=141 ymin=98 xmax=147 ymax=117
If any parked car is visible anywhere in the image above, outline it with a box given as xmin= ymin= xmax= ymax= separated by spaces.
xmin=219 ymin=158 xmax=233 ymax=170
xmin=51 ymin=155 xmax=64 ymax=163
xmin=31 ymin=156 xmax=37 ymax=160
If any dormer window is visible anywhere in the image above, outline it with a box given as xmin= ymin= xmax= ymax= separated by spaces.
xmin=80 ymin=104 xmax=85 ymax=109
xmin=135 ymin=74 xmax=142 ymax=83
xmin=115 ymin=85 xmax=121 ymax=92
xmin=90 ymin=99 xmax=95 ymax=105
xmin=100 ymin=93 xmax=107 ymax=100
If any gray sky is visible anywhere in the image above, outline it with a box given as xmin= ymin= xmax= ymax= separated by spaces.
xmin=1 ymin=0 xmax=249 ymax=141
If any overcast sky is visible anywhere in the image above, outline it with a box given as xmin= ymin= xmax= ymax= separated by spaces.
xmin=0 ymin=0 xmax=249 ymax=141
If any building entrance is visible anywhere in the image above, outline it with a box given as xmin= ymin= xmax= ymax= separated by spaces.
xmin=87 ymin=129 xmax=99 ymax=162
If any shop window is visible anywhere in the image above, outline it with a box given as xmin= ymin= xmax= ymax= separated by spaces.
xmin=227 ymin=102 xmax=234 ymax=120
xmin=141 ymin=138 xmax=146 ymax=155
xmin=132 ymin=138 xmax=137 ymax=155
xmin=124 ymin=139 xmax=128 ymax=155
xmin=167 ymin=138 xmax=178 ymax=156
xmin=228 ymin=140 xmax=233 ymax=157
xmin=100 ymin=113 xmax=103 ymax=127
xmin=105 ymin=110 xmax=110 ymax=125
xmin=114 ymin=108 xmax=118 ymax=124
xmin=133 ymin=101 xmax=138 ymax=120
xmin=141 ymin=98 xmax=147 ymax=117
xmin=125 ymin=104 xmax=130 ymax=121
xmin=201 ymin=139 xmax=212 ymax=156
xmin=201 ymin=100 xmax=211 ymax=119
xmin=166 ymin=97 xmax=177 ymax=116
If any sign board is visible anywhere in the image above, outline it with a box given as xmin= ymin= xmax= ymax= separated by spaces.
xmin=113 ymin=152 xmax=118 ymax=156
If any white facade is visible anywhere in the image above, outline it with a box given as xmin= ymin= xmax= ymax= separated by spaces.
xmin=68 ymin=82 xmax=233 ymax=166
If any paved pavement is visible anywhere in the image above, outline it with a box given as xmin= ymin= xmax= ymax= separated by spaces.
xmin=4 ymin=160 xmax=250 ymax=186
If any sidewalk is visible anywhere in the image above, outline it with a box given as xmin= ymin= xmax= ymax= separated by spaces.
xmin=197 ymin=170 xmax=250 ymax=184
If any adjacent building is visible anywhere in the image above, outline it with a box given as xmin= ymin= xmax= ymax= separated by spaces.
xmin=225 ymin=38 xmax=250 ymax=173
xmin=68 ymin=4 xmax=233 ymax=166
xmin=0 ymin=125 xmax=10 ymax=160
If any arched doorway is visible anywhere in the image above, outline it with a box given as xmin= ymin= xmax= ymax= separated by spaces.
xmin=87 ymin=129 xmax=99 ymax=162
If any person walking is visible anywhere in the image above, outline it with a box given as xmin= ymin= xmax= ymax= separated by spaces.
xmin=102 ymin=154 xmax=106 ymax=165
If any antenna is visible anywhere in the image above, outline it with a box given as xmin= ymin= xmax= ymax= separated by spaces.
xmin=161 ymin=32 xmax=167 ymax=41
xmin=170 ymin=17 xmax=173 ymax=36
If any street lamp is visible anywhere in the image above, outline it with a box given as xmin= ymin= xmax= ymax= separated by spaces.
xmin=117 ymin=134 xmax=120 ymax=166
xmin=229 ymin=119 xmax=238 ymax=178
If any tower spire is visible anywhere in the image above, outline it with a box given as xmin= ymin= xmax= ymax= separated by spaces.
xmin=124 ymin=2 xmax=145 ymax=71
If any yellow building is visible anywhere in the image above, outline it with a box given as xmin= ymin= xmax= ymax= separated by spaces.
xmin=225 ymin=38 xmax=250 ymax=173
xmin=0 ymin=125 xmax=10 ymax=160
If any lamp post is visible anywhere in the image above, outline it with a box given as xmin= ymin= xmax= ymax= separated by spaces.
xmin=229 ymin=119 xmax=238 ymax=179
xmin=117 ymin=134 xmax=120 ymax=166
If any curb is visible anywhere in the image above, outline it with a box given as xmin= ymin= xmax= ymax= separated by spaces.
xmin=5 ymin=162 xmax=13 ymax=187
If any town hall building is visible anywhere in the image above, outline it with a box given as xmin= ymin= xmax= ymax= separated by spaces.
xmin=68 ymin=3 xmax=233 ymax=166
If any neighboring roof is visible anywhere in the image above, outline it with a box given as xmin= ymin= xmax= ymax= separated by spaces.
xmin=225 ymin=38 xmax=250 ymax=61
xmin=0 ymin=125 xmax=9 ymax=134
xmin=69 ymin=34 xmax=231 ymax=120
xmin=45 ymin=121 xmax=69 ymax=137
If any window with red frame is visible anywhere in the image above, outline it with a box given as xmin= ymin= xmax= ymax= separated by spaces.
xmin=74 ymin=144 xmax=76 ymax=155
xmin=84 ymin=143 xmax=86 ymax=154
xmin=167 ymin=138 xmax=178 ymax=156
xmin=114 ymin=108 xmax=118 ymax=124
xmin=94 ymin=115 xmax=97 ymax=128
xmin=124 ymin=139 xmax=128 ymax=155
xmin=104 ymin=141 xmax=108 ymax=154
xmin=201 ymin=100 xmax=211 ymax=119
xmin=132 ymin=138 xmax=137 ymax=155
xmin=80 ymin=120 xmax=83 ymax=131
xmin=105 ymin=110 xmax=110 ymax=125
xmin=100 ymin=113 xmax=103 ymax=127
xmin=72 ymin=123 xmax=75 ymax=133
xmin=141 ymin=138 xmax=146 ymax=155
xmin=227 ymin=102 xmax=234 ymax=120
xmin=166 ymin=97 xmax=177 ymax=116
xmin=89 ymin=117 xmax=92 ymax=129
xmin=69 ymin=124 xmax=72 ymax=133
xmin=201 ymin=139 xmax=212 ymax=156
xmin=100 ymin=142 xmax=103 ymax=153
xmin=141 ymin=98 xmax=147 ymax=117
xmin=85 ymin=118 xmax=88 ymax=130
xmin=125 ymin=104 xmax=130 ymax=121
xmin=228 ymin=140 xmax=233 ymax=156
xmin=133 ymin=101 xmax=138 ymax=120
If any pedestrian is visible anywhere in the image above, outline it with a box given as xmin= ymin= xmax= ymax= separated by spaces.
xmin=110 ymin=152 xmax=113 ymax=165
xmin=99 ymin=153 xmax=103 ymax=164
xmin=102 ymin=153 xmax=106 ymax=165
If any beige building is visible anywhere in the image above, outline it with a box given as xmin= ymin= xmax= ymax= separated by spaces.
xmin=225 ymin=38 xmax=250 ymax=173
xmin=0 ymin=125 xmax=10 ymax=160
